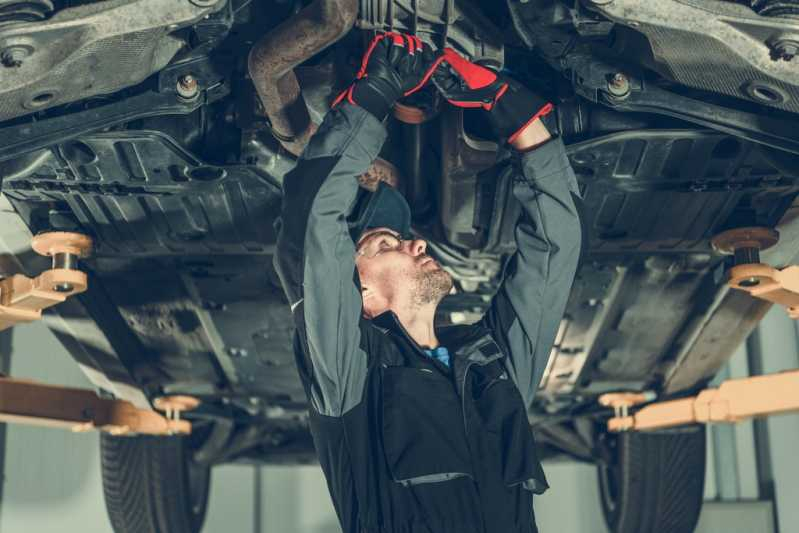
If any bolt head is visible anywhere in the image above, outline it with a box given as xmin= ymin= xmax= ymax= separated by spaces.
xmin=607 ymin=72 xmax=631 ymax=98
xmin=1 ymin=45 xmax=32 ymax=68
xmin=772 ymin=39 xmax=799 ymax=61
xmin=176 ymin=74 xmax=199 ymax=99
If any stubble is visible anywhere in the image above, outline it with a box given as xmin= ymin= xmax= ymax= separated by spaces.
xmin=410 ymin=267 xmax=453 ymax=307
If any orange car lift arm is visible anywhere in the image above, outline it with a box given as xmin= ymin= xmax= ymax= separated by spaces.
xmin=0 ymin=232 xmax=92 ymax=331
xmin=599 ymin=370 xmax=799 ymax=432
xmin=0 ymin=377 xmax=197 ymax=436
xmin=0 ymin=231 xmax=201 ymax=435
xmin=596 ymin=226 xmax=799 ymax=432
xmin=712 ymin=226 xmax=799 ymax=318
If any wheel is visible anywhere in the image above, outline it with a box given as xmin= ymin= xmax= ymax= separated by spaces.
xmin=597 ymin=426 xmax=706 ymax=533
xmin=100 ymin=433 xmax=211 ymax=533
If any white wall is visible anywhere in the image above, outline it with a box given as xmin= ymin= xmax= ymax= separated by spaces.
xmin=0 ymin=321 xmax=114 ymax=533
xmin=261 ymin=466 xmax=339 ymax=533
xmin=2 ymin=308 xmax=797 ymax=533
xmin=749 ymin=307 xmax=799 ymax=533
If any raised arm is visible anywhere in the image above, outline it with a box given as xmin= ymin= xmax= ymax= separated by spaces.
xmin=273 ymin=32 xmax=435 ymax=417
xmin=274 ymin=104 xmax=385 ymax=418
xmin=433 ymin=51 xmax=582 ymax=410
xmin=484 ymin=134 xmax=581 ymax=410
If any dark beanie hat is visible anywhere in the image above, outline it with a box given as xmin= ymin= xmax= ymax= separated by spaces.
xmin=348 ymin=181 xmax=412 ymax=243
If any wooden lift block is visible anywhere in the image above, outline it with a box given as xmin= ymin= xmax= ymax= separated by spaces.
xmin=0 ymin=232 xmax=93 ymax=331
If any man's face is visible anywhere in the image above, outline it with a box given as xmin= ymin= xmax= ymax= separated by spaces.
xmin=355 ymin=227 xmax=453 ymax=318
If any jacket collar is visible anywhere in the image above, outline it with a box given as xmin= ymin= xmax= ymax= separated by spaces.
xmin=371 ymin=311 xmax=503 ymax=366
xmin=371 ymin=310 xmax=401 ymax=333
xmin=371 ymin=310 xmax=431 ymax=355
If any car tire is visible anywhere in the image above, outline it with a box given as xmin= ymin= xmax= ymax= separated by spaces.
xmin=597 ymin=426 xmax=706 ymax=533
xmin=100 ymin=433 xmax=211 ymax=533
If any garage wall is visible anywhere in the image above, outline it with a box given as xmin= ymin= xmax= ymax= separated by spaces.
xmin=747 ymin=307 xmax=799 ymax=533
xmin=0 ymin=320 xmax=115 ymax=533
xmin=1 ymin=306 xmax=797 ymax=533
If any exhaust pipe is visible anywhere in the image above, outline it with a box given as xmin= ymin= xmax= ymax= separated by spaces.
xmin=248 ymin=0 xmax=358 ymax=156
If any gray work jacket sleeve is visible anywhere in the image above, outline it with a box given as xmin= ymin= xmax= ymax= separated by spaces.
xmin=481 ymin=137 xmax=582 ymax=411
xmin=273 ymin=103 xmax=387 ymax=417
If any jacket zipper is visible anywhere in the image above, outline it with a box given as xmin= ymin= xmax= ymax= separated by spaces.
xmin=382 ymin=311 xmax=497 ymax=436
xmin=385 ymin=313 xmax=450 ymax=375
xmin=461 ymin=361 xmax=476 ymax=436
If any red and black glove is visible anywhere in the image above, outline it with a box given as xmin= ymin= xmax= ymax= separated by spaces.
xmin=432 ymin=48 xmax=553 ymax=144
xmin=333 ymin=32 xmax=438 ymax=121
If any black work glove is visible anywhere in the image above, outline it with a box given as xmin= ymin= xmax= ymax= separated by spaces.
xmin=432 ymin=48 xmax=553 ymax=144
xmin=333 ymin=32 xmax=438 ymax=121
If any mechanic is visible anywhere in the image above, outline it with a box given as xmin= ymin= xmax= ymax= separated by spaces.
xmin=273 ymin=31 xmax=582 ymax=533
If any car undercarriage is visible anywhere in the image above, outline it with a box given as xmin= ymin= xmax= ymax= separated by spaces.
xmin=1 ymin=0 xmax=799 ymax=531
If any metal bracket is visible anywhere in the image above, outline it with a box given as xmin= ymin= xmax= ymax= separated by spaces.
xmin=0 ymin=85 xmax=230 ymax=163
xmin=0 ymin=377 xmax=195 ymax=435
xmin=610 ymin=84 xmax=799 ymax=156
xmin=563 ymin=53 xmax=799 ymax=155
xmin=0 ymin=232 xmax=92 ymax=331
xmin=600 ymin=370 xmax=799 ymax=432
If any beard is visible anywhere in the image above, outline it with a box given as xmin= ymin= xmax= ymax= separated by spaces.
xmin=409 ymin=267 xmax=453 ymax=308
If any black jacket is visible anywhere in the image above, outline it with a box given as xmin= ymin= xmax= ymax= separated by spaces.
xmin=274 ymin=103 xmax=582 ymax=533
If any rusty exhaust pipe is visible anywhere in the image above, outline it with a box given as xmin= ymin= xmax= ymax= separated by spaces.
xmin=248 ymin=0 xmax=358 ymax=156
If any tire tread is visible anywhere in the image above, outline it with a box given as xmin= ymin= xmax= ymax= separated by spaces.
xmin=600 ymin=427 xmax=706 ymax=533
xmin=100 ymin=434 xmax=210 ymax=533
